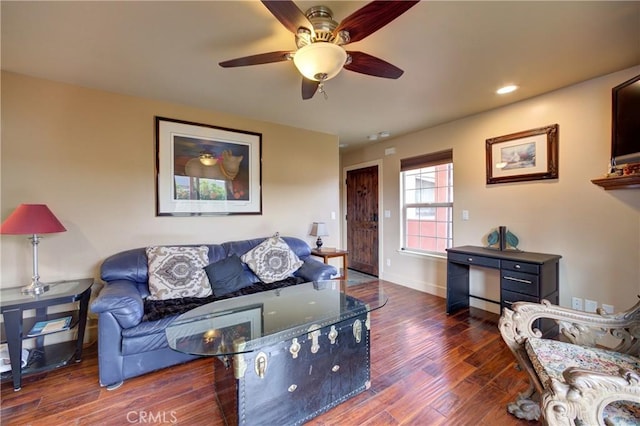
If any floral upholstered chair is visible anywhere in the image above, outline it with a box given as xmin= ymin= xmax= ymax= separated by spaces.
xmin=499 ymin=298 xmax=640 ymax=425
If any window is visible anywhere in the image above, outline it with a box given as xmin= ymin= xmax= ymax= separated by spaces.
xmin=174 ymin=176 xmax=228 ymax=200
xmin=401 ymin=149 xmax=453 ymax=255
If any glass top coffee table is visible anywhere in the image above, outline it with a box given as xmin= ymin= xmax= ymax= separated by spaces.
xmin=166 ymin=280 xmax=386 ymax=357
xmin=166 ymin=280 xmax=387 ymax=426
xmin=166 ymin=279 xmax=386 ymax=426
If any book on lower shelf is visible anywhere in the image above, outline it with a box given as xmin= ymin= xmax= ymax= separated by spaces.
xmin=27 ymin=316 xmax=72 ymax=337
xmin=0 ymin=343 xmax=29 ymax=373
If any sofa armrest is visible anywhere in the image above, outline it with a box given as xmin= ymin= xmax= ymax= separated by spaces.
xmin=542 ymin=367 xmax=640 ymax=426
xmin=500 ymin=298 xmax=640 ymax=354
xmin=295 ymin=258 xmax=338 ymax=282
xmin=90 ymin=280 xmax=144 ymax=329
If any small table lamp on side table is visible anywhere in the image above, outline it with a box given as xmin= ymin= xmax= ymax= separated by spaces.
xmin=309 ymin=221 xmax=329 ymax=249
xmin=0 ymin=204 xmax=67 ymax=295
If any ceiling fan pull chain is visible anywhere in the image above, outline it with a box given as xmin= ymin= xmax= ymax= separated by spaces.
xmin=318 ymin=83 xmax=328 ymax=100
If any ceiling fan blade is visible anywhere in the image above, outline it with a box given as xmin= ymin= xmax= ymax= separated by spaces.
xmin=302 ymin=78 xmax=320 ymax=100
xmin=334 ymin=0 xmax=420 ymax=44
xmin=344 ymin=51 xmax=404 ymax=79
xmin=219 ymin=51 xmax=292 ymax=68
xmin=261 ymin=0 xmax=313 ymax=35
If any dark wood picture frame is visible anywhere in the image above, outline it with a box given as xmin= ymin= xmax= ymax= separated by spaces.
xmin=155 ymin=116 xmax=262 ymax=216
xmin=486 ymin=124 xmax=559 ymax=184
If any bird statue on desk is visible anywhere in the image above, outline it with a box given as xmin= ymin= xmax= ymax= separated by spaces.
xmin=487 ymin=226 xmax=520 ymax=251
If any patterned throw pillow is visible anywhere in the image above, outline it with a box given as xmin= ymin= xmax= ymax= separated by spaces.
xmin=146 ymin=246 xmax=212 ymax=300
xmin=241 ymin=236 xmax=303 ymax=284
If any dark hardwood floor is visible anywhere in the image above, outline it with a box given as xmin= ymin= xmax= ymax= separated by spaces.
xmin=1 ymin=281 xmax=534 ymax=425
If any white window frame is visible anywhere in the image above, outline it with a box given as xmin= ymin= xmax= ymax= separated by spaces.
xmin=400 ymin=150 xmax=453 ymax=255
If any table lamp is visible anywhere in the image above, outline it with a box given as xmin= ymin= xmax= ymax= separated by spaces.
xmin=0 ymin=204 xmax=67 ymax=295
xmin=309 ymin=222 xmax=328 ymax=249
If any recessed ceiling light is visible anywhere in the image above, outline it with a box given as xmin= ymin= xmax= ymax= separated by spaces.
xmin=367 ymin=134 xmax=379 ymax=141
xmin=497 ymin=85 xmax=518 ymax=95
xmin=379 ymin=131 xmax=390 ymax=138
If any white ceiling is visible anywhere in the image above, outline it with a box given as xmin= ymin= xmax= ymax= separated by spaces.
xmin=2 ymin=1 xmax=639 ymax=150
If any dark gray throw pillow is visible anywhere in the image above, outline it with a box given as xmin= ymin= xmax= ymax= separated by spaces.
xmin=204 ymin=254 xmax=253 ymax=297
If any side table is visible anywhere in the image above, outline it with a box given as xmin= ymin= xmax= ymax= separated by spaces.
xmin=311 ymin=248 xmax=349 ymax=280
xmin=0 ymin=278 xmax=92 ymax=391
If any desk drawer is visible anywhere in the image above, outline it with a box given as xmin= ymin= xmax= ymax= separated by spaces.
xmin=501 ymin=270 xmax=539 ymax=296
xmin=501 ymin=289 xmax=539 ymax=308
xmin=448 ymin=252 xmax=499 ymax=268
xmin=502 ymin=260 xmax=539 ymax=274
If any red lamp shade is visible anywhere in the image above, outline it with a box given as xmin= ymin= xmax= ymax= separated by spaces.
xmin=0 ymin=204 xmax=66 ymax=235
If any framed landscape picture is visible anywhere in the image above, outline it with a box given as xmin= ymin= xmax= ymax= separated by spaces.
xmin=485 ymin=124 xmax=559 ymax=184
xmin=155 ymin=116 xmax=262 ymax=216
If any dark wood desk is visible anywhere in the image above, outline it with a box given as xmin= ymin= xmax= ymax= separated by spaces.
xmin=446 ymin=246 xmax=561 ymax=318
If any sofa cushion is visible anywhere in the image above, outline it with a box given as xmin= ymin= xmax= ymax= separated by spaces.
xmin=241 ymin=235 xmax=303 ymax=283
xmin=121 ymin=316 xmax=177 ymax=355
xmin=204 ymin=254 xmax=253 ymax=297
xmin=146 ymin=246 xmax=212 ymax=300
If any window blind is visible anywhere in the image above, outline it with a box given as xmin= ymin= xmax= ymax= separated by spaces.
xmin=400 ymin=149 xmax=453 ymax=171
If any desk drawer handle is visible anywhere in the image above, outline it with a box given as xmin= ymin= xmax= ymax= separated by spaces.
xmin=504 ymin=300 xmax=514 ymax=306
xmin=514 ymin=264 xmax=521 ymax=269
xmin=504 ymin=276 xmax=532 ymax=284
xmin=467 ymin=257 xmax=473 ymax=262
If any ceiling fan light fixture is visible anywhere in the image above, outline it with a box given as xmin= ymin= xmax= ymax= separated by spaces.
xmin=293 ymin=43 xmax=347 ymax=81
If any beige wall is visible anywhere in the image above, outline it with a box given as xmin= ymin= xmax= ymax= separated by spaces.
xmin=341 ymin=66 xmax=640 ymax=313
xmin=1 ymin=71 xmax=341 ymax=287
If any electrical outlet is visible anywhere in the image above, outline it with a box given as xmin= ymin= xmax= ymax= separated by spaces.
xmin=585 ymin=299 xmax=598 ymax=313
xmin=572 ymin=297 xmax=583 ymax=311
xmin=602 ymin=304 xmax=614 ymax=314
xmin=386 ymin=258 xmax=391 ymax=267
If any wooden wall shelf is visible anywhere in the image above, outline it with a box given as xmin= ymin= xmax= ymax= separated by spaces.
xmin=591 ymin=174 xmax=640 ymax=190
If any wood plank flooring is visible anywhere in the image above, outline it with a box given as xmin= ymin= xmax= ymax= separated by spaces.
xmin=1 ymin=281 xmax=535 ymax=425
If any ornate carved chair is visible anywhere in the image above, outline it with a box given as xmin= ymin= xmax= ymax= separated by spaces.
xmin=499 ymin=298 xmax=640 ymax=425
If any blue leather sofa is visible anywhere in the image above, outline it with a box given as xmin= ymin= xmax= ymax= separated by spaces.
xmin=90 ymin=236 xmax=336 ymax=389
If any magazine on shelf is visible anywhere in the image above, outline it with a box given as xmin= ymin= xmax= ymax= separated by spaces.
xmin=0 ymin=343 xmax=29 ymax=373
xmin=27 ymin=316 xmax=72 ymax=337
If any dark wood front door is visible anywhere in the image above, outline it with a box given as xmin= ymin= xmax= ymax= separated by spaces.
xmin=346 ymin=165 xmax=379 ymax=276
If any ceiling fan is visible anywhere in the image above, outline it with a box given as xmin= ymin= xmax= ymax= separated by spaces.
xmin=219 ymin=0 xmax=420 ymax=100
